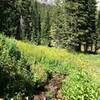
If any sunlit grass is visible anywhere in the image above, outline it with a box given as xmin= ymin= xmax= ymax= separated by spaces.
xmin=16 ymin=40 xmax=100 ymax=78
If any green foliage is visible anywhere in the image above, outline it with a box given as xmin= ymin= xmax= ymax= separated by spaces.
xmin=13 ymin=92 xmax=22 ymax=100
xmin=0 ymin=0 xmax=97 ymax=52
xmin=0 ymin=0 xmax=53 ymax=46
xmin=97 ymin=11 xmax=100 ymax=36
xmin=16 ymin=39 xmax=100 ymax=99
xmin=62 ymin=68 xmax=99 ymax=99
xmin=53 ymin=0 xmax=96 ymax=51
xmin=16 ymin=40 xmax=69 ymax=71
xmin=0 ymin=0 xmax=99 ymax=98
xmin=0 ymin=35 xmax=33 ymax=98
xmin=1 ymin=34 xmax=100 ymax=99
xmin=31 ymin=64 xmax=47 ymax=84
xmin=96 ymin=10 xmax=100 ymax=51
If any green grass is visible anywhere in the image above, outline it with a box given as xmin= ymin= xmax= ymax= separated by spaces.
xmin=6 ymin=38 xmax=100 ymax=99
xmin=16 ymin=40 xmax=100 ymax=76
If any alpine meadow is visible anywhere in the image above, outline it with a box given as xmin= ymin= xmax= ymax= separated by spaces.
xmin=0 ymin=0 xmax=100 ymax=100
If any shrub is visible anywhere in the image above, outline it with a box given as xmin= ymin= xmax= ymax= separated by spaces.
xmin=31 ymin=64 xmax=47 ymax=83
xmin=61 ymin=68 xmax=100 ymax=99
xmin=0 ymin=35 xmax=32 ymax=98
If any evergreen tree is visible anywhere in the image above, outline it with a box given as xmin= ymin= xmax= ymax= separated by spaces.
xmin=96 ymin=10 xmax=100 ymax=52
xmin=82 ymin=0 xmax=96 ymax=52
xmin=52 ymin=0 xmax=79 ymax=49
xmin=0 ymin=0 xmax=97 ymax=52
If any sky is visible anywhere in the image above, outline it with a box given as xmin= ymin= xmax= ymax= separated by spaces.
xmin=37 ymin=0 xmax=100 ymax=10
xmin=97 ymin=0 xmax=100 ymax=10
xmin=37 ymin=0 xmax=55 ymax=5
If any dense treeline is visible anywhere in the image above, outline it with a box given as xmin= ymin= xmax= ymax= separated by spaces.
xmin=0 ymin=0 xmax=52 ymax=46
xmin=0 ymin=0 xmax=100 ymax=53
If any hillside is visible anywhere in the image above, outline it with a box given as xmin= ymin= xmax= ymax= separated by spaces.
xmin=1 ymin=0 xmax=100 ymax=99
xmin=0 ymin=35 xmax=99 ymax=99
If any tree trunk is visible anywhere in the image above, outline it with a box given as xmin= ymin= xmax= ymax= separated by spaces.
xmin=37 ymin=38 xmax=41 ymax=45
xmin=75 ymin=42 xmax=81 ymax=52
xmin=90 ymin=44 xmax=93 ymax=52
xmin=84 ymin=42 xmax=88 ymax=53
xmin=16 ymin=17 xmax=21 ymax=40
xmin=48 ymin=41 xmax=52 ymax=47
xmin=95 ymin=41 xmax=98 ymax=54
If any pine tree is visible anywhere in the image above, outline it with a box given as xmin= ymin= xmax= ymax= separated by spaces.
xmin=83 ymin=0 xmax=96 ymax=52
xmin=96 ymin=10 xmax=100 ymax=52
xmin=52 ymin=0 xmax=79 ymax=49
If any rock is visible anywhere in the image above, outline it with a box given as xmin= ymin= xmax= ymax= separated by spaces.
xmin=96 ymin=68 xmax=100 ymax=73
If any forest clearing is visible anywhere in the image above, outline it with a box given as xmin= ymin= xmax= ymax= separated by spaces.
xmin=1 ymin=0 xmax=100 ymax=99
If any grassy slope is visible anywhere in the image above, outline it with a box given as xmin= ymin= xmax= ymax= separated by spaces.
xmin=8 ymin=38 xmax=100 ymax=98
xmin=16 ymin=40 xmax=100 ymax=78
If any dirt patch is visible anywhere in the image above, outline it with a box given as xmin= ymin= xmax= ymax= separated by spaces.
xmin=33 ymin=73 xmax=65 ymax=100
xmin=96 ymin=68 xmax=100 ymax=73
